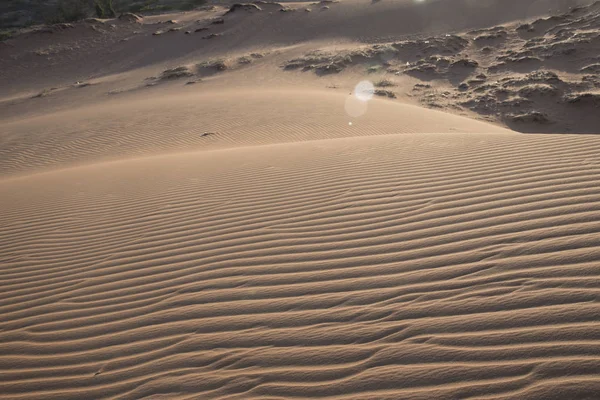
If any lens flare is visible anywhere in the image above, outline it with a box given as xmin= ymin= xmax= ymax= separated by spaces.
xmin=354 ymin=80 xmax=375 ymax=102
xmin=345 ymin=80 xmax=377 ymax=118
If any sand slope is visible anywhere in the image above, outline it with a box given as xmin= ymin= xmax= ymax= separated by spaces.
xmin=0 ymin=90 xmax=509 ymax=177
xmin=2 ymin=0 xmax=600 ymax=399
xmin=2 ymin=130 xmax=600 ymax=399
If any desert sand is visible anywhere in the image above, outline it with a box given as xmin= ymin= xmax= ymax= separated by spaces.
xmin=1 ymin=0 xmax=600 ymax=399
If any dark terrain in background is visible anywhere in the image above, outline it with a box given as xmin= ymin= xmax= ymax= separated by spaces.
xmin=1 ymin=0 xmax=586 ymax=32
xmin=0 ymin=0 xmax=207 ymax=30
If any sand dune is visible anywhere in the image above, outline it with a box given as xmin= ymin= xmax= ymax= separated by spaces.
xmin=1 ymin=0 xmax=600 ymax=399
xmin=0 ymin=89 xmax=508 ymax=177
xmin=3 ymin=132 xmax=600 ymax=399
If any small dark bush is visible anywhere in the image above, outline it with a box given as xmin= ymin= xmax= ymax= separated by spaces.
xmin=179 ymin=0 xmax=206 ymax=10
xmin=128 ymin=3 xmax=144 ymax=13
xmin=180 ymin=3 xmax=195 ymax=11
xmin=0 ymin=30 xmax=13 ymax=41
xmin=94 ymin=0 xmax=116 ymax=18
xmin=52 ymin=0 xmax=89 ymax=23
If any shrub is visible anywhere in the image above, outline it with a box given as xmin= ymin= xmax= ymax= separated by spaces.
xmin=0 ymin=30 xmax=13 ymax=41
xmin=128 ymin=3 xmax=144 ymax=13
xmin=94 ymin=0 xmax=116 ymax=18
xmin=374 ymin=79 xmax=396 ymax=87
xmin=53 ymin=0 xmax=90 ymax=23
xmin=180 ymin=3 xmax=195 ymax=11
xmin=179 ymin=0 xmax=207 ymax=10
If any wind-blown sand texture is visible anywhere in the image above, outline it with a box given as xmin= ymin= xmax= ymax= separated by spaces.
xmin=1 ymin=0 xmax=600 ymax=399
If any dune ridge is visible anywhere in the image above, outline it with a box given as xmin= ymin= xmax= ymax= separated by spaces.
xmin=0 ymin=90 xmax=510 ymax=178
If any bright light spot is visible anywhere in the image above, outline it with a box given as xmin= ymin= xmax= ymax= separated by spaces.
xmin=354 ymin=80 xmax=375 ymax=102
xmin=349 ymin=122 xmax=353 ymax=126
